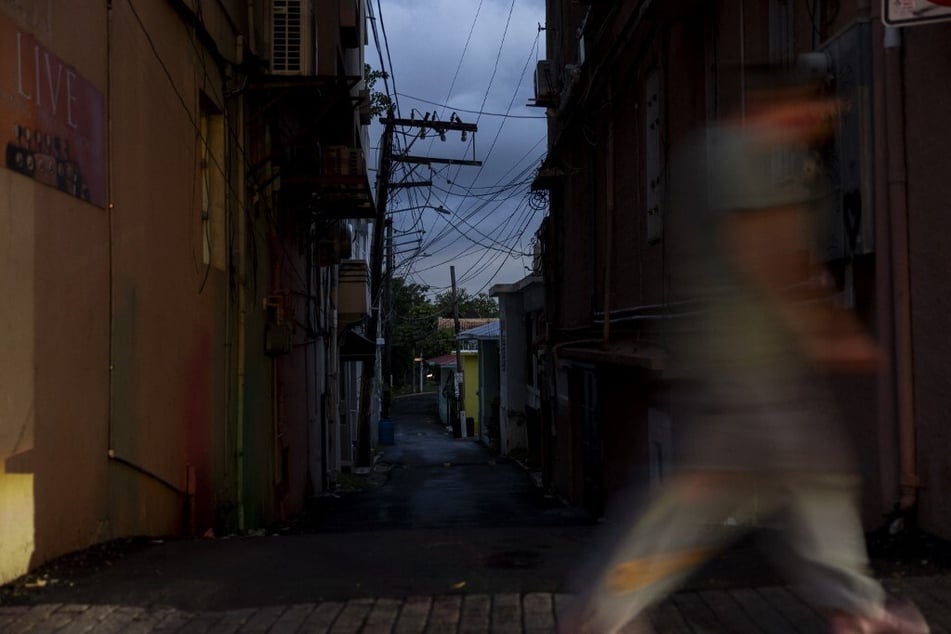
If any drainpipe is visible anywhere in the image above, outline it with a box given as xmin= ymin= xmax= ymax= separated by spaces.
xmin=235 ymin=93 xmax=248 ymax=531
xmin=329 ymin=265 xmax=341 ymax=475
xmin=268 ymin=232 xmax=284 ymax=515
xmin=106 ymin=0 xmax=115 ymax=469
xmin=883 ymin=26 xmax=918 ymax=512
xmin=246 ymin=0 xmax=256 ymax=55
xmin=602 ymin=89 xmax=614 ymax=344
xmin=739 ymin=0 xmax=746 ymax=121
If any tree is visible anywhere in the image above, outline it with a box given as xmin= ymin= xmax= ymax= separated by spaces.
xmin=432 ymin=289 xmax=499 ymax=319
xmin=365 ymin=64 xmax=394 ymax=119
xmin=389 ymin=278 xmax=446 ymax=388
xmin=387 ymin=278 xmax=499 ymax=389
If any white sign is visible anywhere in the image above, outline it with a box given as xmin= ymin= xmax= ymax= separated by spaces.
xmin=883 ymin=0 xmax=951 ymax=26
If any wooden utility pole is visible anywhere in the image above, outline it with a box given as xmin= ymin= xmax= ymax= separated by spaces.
xmin=356 ymin=111 xmax=395 ymax=467
xmin=382 ymin=218 xmax=394 ymax=418
xmin=355 ymin=112 xmax=481 ymax=464
xmin=450 ymin=266 xmax=466 ymax=437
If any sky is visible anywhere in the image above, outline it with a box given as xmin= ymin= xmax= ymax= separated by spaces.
xmin=365 ymin=0 xmax=548 ymax=298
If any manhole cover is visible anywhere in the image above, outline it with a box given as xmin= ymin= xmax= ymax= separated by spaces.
xmin=483 ymin=550 xmax=540 ymax=570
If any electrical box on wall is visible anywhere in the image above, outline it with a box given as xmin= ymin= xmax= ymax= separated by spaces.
xmin=265 ymin=323 xmax=292 ymax=356
xmin=645 ymin=69 xmax=663 ymax=244
xmin=264 ymin=292 xmax=292 ymax=356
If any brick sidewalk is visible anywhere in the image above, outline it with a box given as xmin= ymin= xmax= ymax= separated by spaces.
xmin=2 ymin=577 xmax=950 ymax=633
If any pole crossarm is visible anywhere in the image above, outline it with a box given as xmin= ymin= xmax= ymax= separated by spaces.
xmin=392 ymin=155 xmax=483 ymax=167
xmin=391 ymin=181 xmax=433 ymax=189
xmin=380 ymin=118 xmax=478 ymax=132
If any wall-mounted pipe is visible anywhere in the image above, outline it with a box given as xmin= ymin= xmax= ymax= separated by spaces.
xmin=602 ymin=89 xmax=615 ymax=343
xmin=235 ymin=92 xmax=248 ymax=531
xmin=883 ymin=26 xmax=919 ymax=512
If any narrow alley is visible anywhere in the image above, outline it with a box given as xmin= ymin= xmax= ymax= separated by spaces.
xmin=3 ymin=393 xmax=951 ymax=632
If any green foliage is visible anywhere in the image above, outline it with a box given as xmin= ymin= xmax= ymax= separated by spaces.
xmin=432 ymin=289 xmax=499 ymax=318
xmin=365 ymin=64 xmax=394 ymax=118
xmin=389 ymin=278 xmax=440 ymax=389
xmin=387 ymin=277 xmax=497 ymax=388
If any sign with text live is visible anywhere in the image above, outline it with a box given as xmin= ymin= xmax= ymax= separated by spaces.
xmin=884 ymin=0 xmax=951 ymax=26
xmin=0 ymin=13 xmax=106 ymax=207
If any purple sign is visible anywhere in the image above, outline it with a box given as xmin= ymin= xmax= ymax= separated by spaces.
xmin=1 ymin=14 xmax=106 ymax=207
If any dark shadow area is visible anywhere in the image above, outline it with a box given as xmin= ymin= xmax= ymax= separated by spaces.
xmin=3 ymin=393 xmax=951 ymax=615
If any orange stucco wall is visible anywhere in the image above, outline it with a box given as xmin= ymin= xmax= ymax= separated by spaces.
xmin=1 ymin=0 xmax=246 ymax=584
xmin=1 ymin=3 xmax=111 ymax=583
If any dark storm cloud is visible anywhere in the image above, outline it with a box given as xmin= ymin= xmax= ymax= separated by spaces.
xmin=368 ymin=0 xmax=547 ymax=295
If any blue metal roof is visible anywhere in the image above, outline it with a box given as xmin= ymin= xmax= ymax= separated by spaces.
xmin=457 ymin=320 xmax=500 ymax=340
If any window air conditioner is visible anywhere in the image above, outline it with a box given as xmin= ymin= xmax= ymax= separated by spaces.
xmin=271 ymin=0 xmax=313 ymax=75
xmin=324 ymin=146 xmax=366 ymax=177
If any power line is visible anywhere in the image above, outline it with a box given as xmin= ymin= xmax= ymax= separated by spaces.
xmin=375 ymin=0 xmax=401 ymax=117
xmin=396 ymin=93 xmax=545 ymax=120
xmin=441 ymin=0 xmax=486 ymax=118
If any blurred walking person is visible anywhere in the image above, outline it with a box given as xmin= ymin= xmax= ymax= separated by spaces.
xmin=561 ymin=58 xmax=929 ymax=634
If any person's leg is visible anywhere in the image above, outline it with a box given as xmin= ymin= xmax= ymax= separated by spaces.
xmin=780 ymin=473 xmax=884 ymax=613
xmin=778 ymin=473 xmax=929 ymax=633
xmin=561 ymin=471 xmax=759 ymax=633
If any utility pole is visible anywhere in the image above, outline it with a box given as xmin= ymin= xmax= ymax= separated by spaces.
xmin=382 ymin=218 xmax=394 ymax=418
xmin=355 ymin=112 xmax=481 ymax=464
xmin=356 ymin=110 xmax=395 ymax=468
xmin=450 ymin=266 xmax=466 ymax=438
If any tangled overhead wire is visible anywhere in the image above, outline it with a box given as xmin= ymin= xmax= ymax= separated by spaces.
xmin=529 ymin=190 xmax=549 ymax=211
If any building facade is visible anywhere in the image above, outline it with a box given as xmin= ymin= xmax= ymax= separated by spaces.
xmin=491 ymin=276 xmax=545 ymax=467
xmin=533 ymin=0 xmax=951 ymax=535
xmin=1 ymin=0 xmax=376 ymax=584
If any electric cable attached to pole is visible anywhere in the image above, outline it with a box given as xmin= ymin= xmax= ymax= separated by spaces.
xmin=356 ymin=110 xmax=396 ymax=468
xmin=451 ymin=265 xmax=467 ymax=438
xmin=356 ymin=111 xmax=481 ymax=465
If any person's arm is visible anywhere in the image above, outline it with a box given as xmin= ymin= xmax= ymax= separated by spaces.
xmin=722 ymin=204 xmax=880 ymax=373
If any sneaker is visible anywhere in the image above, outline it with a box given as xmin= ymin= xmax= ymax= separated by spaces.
xmin=829 ymin=599 xmax=929 ymax=634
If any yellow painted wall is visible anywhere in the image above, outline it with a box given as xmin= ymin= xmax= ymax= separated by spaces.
xmin=463 ymin=353 xmax=480 ymax=436
xmin=0 ymin=472 xmax=33 ymax=583
xmin=0 ymin=170 xmax=36 ymax=584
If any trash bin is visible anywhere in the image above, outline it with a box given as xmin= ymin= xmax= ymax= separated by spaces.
xmin=379 ymin=418 xmax=395 ymax=445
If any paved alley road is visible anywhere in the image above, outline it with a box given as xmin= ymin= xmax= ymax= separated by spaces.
xmin=309 ymin=393 xmax=592 ymax=532
xmin=3 ymin=394 xmax=951 ymax=632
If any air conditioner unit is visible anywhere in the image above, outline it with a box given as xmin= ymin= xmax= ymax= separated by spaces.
xmin=271 ymin=0 xmax=313 ymax=75
xmin=324 ymin=146 xmax=366 ymax=177
xmin=338 ymin=259 xmax=370 ymax=327
xmin=534 ymin=60 xmax=555 ymax=105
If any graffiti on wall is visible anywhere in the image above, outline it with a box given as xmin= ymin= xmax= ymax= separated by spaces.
xmin=0 ymin=13 xmax=105 ymax=207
